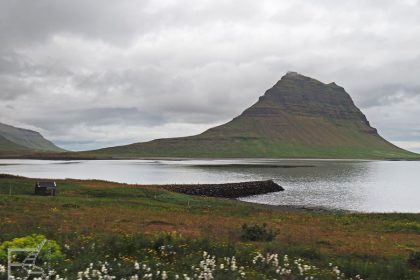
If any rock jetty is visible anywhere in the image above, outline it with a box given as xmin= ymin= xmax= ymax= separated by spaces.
xmin=160 ymin=180 xmax=284 ymax=198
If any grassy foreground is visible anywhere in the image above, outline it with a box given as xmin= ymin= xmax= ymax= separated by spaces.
xmin=0 ymin=175 xmax=419 ymax=279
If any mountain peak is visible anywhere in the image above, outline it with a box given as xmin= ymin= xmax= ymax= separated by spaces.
xmin=277 ymin=71 xmax=326 ymax=88
xmin=281 ymin=72 xmax=342 ymax=88
xmin=282 ymin=71 xmax=309 ymax=80
xmin=285 ymin=71 xmax=301 ymax=77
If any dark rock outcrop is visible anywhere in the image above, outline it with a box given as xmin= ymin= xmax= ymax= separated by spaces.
xmin=160 ymin=180 xmax=284 ymax=198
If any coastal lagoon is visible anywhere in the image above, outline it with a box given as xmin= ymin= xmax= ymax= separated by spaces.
xmin=0 ymin=159 xmax=419 ymax=213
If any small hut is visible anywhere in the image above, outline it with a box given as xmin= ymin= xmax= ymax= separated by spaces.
xmin=34 ymin=181 xmax=56 ymax=196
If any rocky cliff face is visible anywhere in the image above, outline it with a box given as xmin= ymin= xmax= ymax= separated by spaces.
xmin=252 ymin=72 xmax=366 ymax=119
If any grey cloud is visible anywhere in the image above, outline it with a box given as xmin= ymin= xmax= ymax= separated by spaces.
xmin=0 ymin=0 xmax=263 ymax=49
xmin=0 ymin=0 xmax=151 ymax=47
xmin=0 ymin=0 xmax=420 ymax=151
xmin=0 ymin=76 xmax=32 ymax=100
xmin=358 ymin=85 xmax=420 ymax=108
xmin=25 ymin=107 xmax=165 ymax=129
xmin=0 ymin=52 xmax=31 ymax=74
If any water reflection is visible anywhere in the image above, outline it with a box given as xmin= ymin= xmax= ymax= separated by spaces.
xmin=238 ymin=161 xmax=371 ymax=211
xmin=0 ymin=159 xmax=419 ymax=212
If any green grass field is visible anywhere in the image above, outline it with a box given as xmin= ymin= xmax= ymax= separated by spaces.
xmin=0 ymin=175 xmax=419 ymax=279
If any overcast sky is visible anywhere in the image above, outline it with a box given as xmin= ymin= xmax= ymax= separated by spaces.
xmin=1 ymin=0 xmax=420 ymax=152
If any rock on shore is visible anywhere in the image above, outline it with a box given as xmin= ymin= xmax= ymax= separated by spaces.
xmin=160 ymin=180 xmax=284 ymax=198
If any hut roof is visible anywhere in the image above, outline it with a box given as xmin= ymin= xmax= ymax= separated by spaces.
xmin=36 ymin=181 xmax=56 ymax=188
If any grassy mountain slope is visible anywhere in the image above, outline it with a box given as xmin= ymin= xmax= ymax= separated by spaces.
xmin=0 ymin=135 xmax=32 ymax=156
xmin=0 ymin=122 xmax=64 ymax=155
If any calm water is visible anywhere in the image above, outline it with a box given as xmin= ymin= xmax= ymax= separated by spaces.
xmin=0 ymin=159 xmax=419 ymax=213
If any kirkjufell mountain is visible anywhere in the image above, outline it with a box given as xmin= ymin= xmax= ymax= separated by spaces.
xmin=81 ymin=72 xmax=416 ymax=159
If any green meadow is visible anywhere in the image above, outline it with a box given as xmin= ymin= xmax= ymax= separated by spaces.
xmin=0 ymin=175 xmax=419 ymax=279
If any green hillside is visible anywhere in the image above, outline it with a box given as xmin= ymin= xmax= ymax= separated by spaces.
xmin=80 ymin=72 xmax=417 ymax=159
xmin=0 ymin=122 xmax=64 ymax=156
xmin=0 ymin=135 xmax=31 ymax=156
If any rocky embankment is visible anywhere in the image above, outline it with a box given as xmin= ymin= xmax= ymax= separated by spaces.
xmin=160 ymin=180 xmax=284 ymax=198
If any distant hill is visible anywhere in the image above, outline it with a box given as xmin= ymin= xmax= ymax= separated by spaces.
xmin=75 ymin=72 xmax=419 ymax=159
xmin=0 ymin=122 xmax=64 ymax=156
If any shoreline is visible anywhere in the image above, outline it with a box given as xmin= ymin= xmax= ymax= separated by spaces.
xmin=1 ymin=174 xmax=420 ymax=213
xmin=0 ymin=174 xmax=284 ymax=199
xmin=1 ymin=155 xmax=419 ymax=161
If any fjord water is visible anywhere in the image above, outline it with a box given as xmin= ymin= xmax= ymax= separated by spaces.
xmin=0 ymin=159 xmax=419 ymax=213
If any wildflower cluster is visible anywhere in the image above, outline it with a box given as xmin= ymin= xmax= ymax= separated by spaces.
xmin=190 ymin=251 xmax=246 ymax=280
xmin=157 ymin=246 xmax=176 ymax=259
xmin=68 ymin=251 xmax=248 ymax=280
xmin=75 ymin=262 xmax=116 ymax=280
xmin=253 ymin=252 xmax=315 ymax=278
xmin=0 ymin=232 xmax=367 ymax=280
xmin=330 ymin=263 xmax=363 ymax=280
xmin=251 ymin=252 xmax=363 ymax=280
xmin=131 ymin=262 xmax=168 ymax=280
xmin=0 ymin=250 xmax=366 ymax=280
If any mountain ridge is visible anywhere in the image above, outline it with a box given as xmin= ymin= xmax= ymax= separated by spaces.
xmin=78 ymin=72 xmax=417 ymax=159
xmin=0 ymin=122 xmax=64 ymax=155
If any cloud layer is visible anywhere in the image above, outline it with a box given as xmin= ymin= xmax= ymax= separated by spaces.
xmin=1 ymin=0 xmax=420 ymax=151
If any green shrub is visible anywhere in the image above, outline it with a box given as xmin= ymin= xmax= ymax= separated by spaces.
xmin=240 ymin=223 xmax=277 ymax=242
xmin=326 ymin=254 xmax=419 ymax=280
xmin=0 ymin=234 xmax=63 ymax=263
xmin=408 ymin=251 xmax=420 ymax=269
xmin=387 ymin=221 xmax=420 ymax=233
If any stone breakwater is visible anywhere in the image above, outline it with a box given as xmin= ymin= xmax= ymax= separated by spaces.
xmin=160 ymin=180 xmax=284 ymax=198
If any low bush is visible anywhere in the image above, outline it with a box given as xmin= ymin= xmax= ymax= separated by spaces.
xmin=408 ymin=251 xmax=420 ymax=269
xmin=387 ymin=221 xmax=420 ymax=233
xmin=240 ymin=223 xmax=277 ymax=242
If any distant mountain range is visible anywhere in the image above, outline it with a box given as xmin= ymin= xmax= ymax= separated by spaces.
xmin=1 ymin=72 xmax=418 ymax=159
xmin=0 ymin=122 xmax=64 ymax=156
xmin=76 ymin=72 xmax=417 ymax=159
